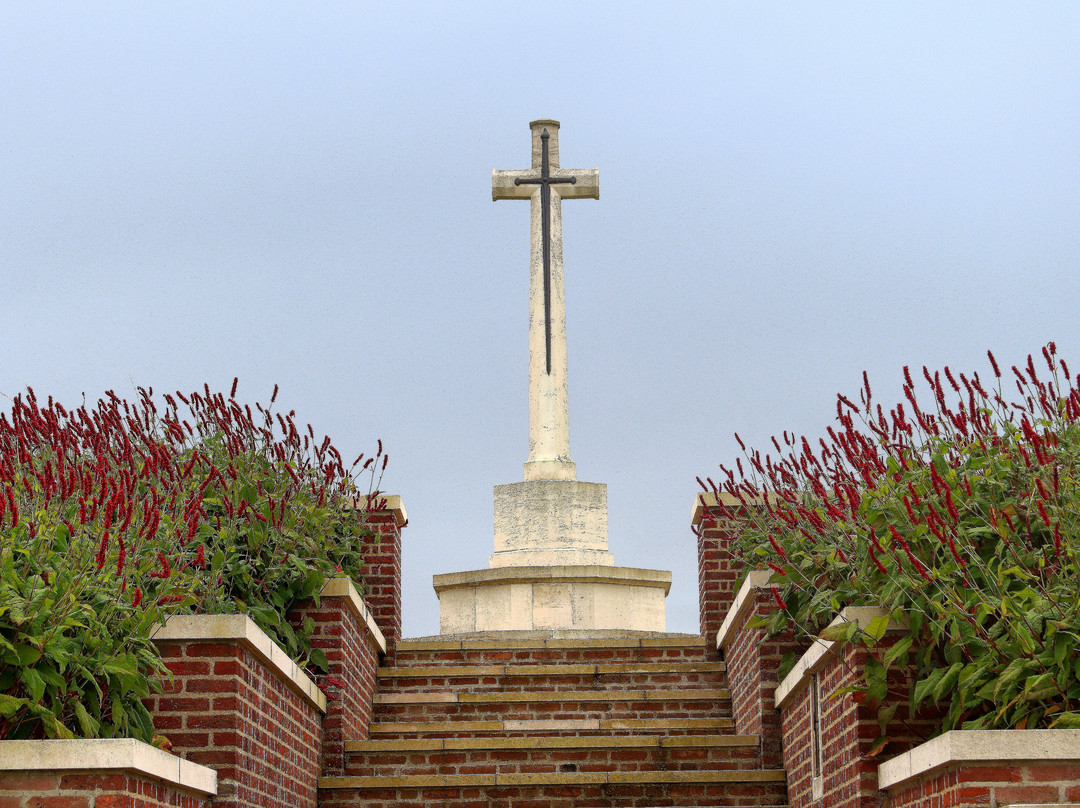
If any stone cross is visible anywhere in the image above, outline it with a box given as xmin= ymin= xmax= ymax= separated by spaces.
xmin=493 ymin=120 xmax=599 ymax=482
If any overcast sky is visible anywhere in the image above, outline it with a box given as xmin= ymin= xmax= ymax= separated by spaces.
xmin=3 ymin=3 xmax=1078 ymax=637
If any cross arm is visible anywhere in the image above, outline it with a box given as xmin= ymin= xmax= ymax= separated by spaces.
xmin=491 ymin=168 xmax=600 ymax=201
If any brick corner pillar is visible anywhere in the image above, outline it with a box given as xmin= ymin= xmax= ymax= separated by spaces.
xmin=290 ymin=578 xmax=386 ymax=776
xmin=691 ymin=491 xmax=746 ymax=642
xmin=361 ymin=494 xmax=406 ymax=660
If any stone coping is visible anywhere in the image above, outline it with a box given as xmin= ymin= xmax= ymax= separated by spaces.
xmin=320 ymin=577 xmax=387 ymax=654
xmin=321 ymin=768 xmax=786 ymax=788
xmin=398 ymin=631 xmax=705 ymax=648
xmin=350 ymin=493 xmax=407 ymax=526
xmin=152 ymin=613 xmax=326 ymax=714
xmin=878 ymin=729 xmax=1080 ymax=790
xmin=715 ymin=570 xmax=775 ymax=651
xmin=432 ymin=565 xmax=672 ymax=593
xmin=774 ymin=606 xmax=894 ymax=709
xmin=690 ymin=491 xmax=743 ymax=527
xmin=0 ymin=738 xmax=217 ymax=795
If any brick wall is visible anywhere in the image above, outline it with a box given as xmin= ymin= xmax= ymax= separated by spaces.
xmin=0 ymin=771 xmax=209 ymax=808
xmin=883 ymin=762 xmax=1080 ymax=807
xmin=148 ymin=617 xmax=325 ymax=808
xmin=719 ymin=575 xmax=803 ymax=770
xmin=878 ymin=730 xmax=1080 ymax=807
xmin=0 ymin=739 xmax=215 ymax=808
xmin=776 ymin=610 xmax=936 ymax=808
xmin=290 ymin=579 xmax=385 ymax=776
xmin=359 ymin=496 xmax=405 ymax=660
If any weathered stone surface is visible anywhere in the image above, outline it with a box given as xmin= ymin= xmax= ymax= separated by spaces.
xmin=491 ymin=479 xmax=612 ymax=567
xmin=434 ymin=565 xmax=670 ymax=633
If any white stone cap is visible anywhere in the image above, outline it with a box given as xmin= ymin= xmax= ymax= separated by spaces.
xmin=0 ymin=738 xmax=217 ymax=795
xmin=433 ymin=565 xmax=672 ymax=594
xmin=690 ymin=491 xmax=743 ymax=527
xmin=350 ymin=493 xmax=407 ymax=526
xmin=774 ymin=606 xmax=895 ymax=709
xmin=878 ymin=729 xmax=1080 ymax=790
xmin=715 ymin=570 xmax=776 ymax=652
xmin=152 ymin=613 xmax=327 ymax=714
xmin=320 ymin=577 xmax=387 ymax=654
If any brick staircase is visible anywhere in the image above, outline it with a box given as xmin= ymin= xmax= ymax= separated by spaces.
xmin=319 ymin=632 xmax=787 ymax=807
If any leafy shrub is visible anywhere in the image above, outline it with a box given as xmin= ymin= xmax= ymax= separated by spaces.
xmin=0 ymin=382 xmax=385 ymax=740
xmin=702 ymin=344 xmax=1080 ymax=734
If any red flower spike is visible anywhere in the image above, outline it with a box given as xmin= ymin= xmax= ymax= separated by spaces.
xmin=771 ymin=588 xmax=788 ymax=611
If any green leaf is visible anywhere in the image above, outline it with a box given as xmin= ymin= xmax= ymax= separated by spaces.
xmin=883 ymin=636 xmax=913 ymax=670
xmin=0 ymin=693 xmax=29 ymax=719
xmin=933 ymin=663 xmax=963 ymax=703
xmin=308 ymin=647 xmax=329 ymax=673
xmin=21 ymin=667 xmax=46 ymax=703
xmin=864 ymin=615 xmax=890 ymax=643
xmin=74 ymin=701 xmax=100 ymax=737
xmin=1050 ymin=712 xmax=1080 ymax=729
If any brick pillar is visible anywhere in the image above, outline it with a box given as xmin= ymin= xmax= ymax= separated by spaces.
xmin=359 ymin=494 xmax=406 ymax=660
xmin=691 ymin=492 xmax=745 ymax=642
xmin=718 ymin=572 xmax=804 ymax=770
xmin=290 ymin=578 xmax=385 ymax=776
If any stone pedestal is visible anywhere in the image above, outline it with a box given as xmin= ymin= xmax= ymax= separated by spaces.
xmin=491 ymin=480 xmax=613 ymax=567
xmin=434 ymin=565 xmax=671 ymax=634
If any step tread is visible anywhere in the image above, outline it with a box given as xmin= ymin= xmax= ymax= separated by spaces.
xmin=321 ymin=768 xmax=786 ymax=788
xmin=374 ymin=688 xmax=730 ymax=704
xmin=346 ymin=733 xmax=759 ymax=752
xmin=370 ymin=717 xmax=735 ymax=734
xmin=378 ymin=661 xmax=726 ymax=677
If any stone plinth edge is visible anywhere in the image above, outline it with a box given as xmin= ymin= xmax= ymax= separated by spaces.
xmin=715 ymin=570 xmax=776 ymax=651
xmin=434 ymin=565 xmax=671 ymax=591
xmin=435 ymin=565 xmax=671 ymax=634
xmin=152 ymin=613 xmax=326 ymax=713
xmin=878 ymin=729 xmax=1080 ymax=790
xmin=320 ymin=577 xmax=387 ymax=654
xmin=774 ymin=606 xmax=897 ymax=709
xmin=0 ymin=738 xmax=217 ymax=795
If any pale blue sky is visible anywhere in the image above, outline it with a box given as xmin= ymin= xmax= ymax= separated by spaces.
xmin=3 ymin=3 xmax=1078 ymax=635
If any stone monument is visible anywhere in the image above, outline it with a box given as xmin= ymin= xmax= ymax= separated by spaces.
xmin=434 ymin=119 xmax=671 ymax=634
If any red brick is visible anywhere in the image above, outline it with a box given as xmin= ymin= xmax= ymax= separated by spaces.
xmin=993 ymin=784 xmax=1060 ymax=803
xmin=59 ymin=773 xmax=126 ymax=790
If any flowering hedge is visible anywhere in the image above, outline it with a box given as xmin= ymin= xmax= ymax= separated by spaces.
xmin=701 ymin=344 xmax=1080 ymax=739
xmin=0 ymin=382 xmax=386 ymax=741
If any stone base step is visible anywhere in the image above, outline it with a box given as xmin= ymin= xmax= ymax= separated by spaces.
xmin=319 ymin=769 xmax=787 ymax=808
xmin=392 ymin=635 xmax=713 ymax=668
xmin=369 ymin=717 xmax=735 ymax=739
xmin=344 ymin=733 xmax=763 ymax=777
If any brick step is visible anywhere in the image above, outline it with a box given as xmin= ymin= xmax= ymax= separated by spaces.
xmin=319 ymin=769 xmax=787 ymax=808
xmin=372 ymin=688 xmax=732 ymax=722
xmin=392 ymin=635 xmax=712 ymax=668
xmin=343 ymin=733 xmax=763 ymax=777
xmin=377 ymin=661 xmax=728 ymax=694
xmin=369 ymin=717 xmax=735 ymax=739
